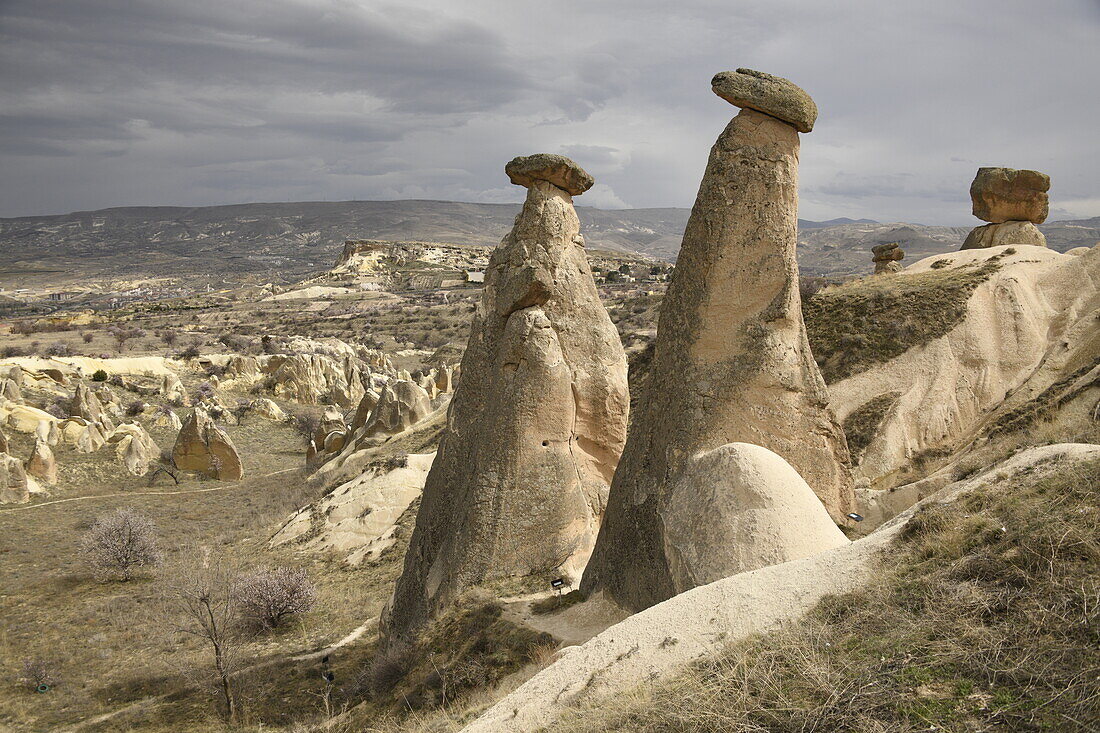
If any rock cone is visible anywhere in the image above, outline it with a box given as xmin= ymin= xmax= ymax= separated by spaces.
xmin=171 ymin=407 xmax=243 ymax=480
xmin=382 ymin=154 xmax=629 ymax=646
xmin=581 ymin=72 xmax=852 ymax=612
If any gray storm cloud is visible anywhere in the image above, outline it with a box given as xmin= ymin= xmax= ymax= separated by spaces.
xmin=0 ymin=0 xmax=1097 ymax=223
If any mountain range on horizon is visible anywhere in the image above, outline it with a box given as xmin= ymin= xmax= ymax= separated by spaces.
xmin=1 ymin=199 xmax=1097 ymax=286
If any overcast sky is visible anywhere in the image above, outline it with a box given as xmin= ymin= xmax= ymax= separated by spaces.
xmin=2 ymin=0 xmax=1098 ymax=223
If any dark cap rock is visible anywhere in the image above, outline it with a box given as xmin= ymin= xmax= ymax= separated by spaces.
xmin=711 ymin=68 xmax=817 ymax=133
xmin=505 ymin=153 xmax=594 ymax=196
xmin=970 ymin=167 xmax=1050 ymax=224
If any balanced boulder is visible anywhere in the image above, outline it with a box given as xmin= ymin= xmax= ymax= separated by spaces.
xmin=505 ymin=153 xmax=594 ymax=196
xmin=971 ymin=167 xmax=1050 ymax=224
xmin=962 ymin=167 xmax=1050 ymax=249
xmin=382 ymin=153 xmax=629 ymax=647
xmin=711 ymin=68 xmax=818 ymax=133
xmin=872 ymin=242 xmax=905 ymax=274
xmin=172 ymin=407 xmax=243 ymax=480
xmin=581 ymin=71 xmax=852 ymax=613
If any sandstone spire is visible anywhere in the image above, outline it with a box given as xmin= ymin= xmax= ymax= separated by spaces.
xmin=381 ymin=154 xmax=629 ymax=646
xmin=581 ymin=69 xmax=853 ymax=612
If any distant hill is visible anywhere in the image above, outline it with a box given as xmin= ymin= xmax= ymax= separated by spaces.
xmin=1 ymin=201 xmax=1095 ymax=287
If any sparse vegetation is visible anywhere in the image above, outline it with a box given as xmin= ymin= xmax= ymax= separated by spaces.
xmin=80 ymin=508 xmax=162 ymax=582
xmin=842 ymin=391 xmax=901 ymax=462
xmin=18 ymin=657 xmax=59 ymax=692
xmin=804 ymin=262 xmax=1001 ymax=383
xmin=235 ymin=566 xmax=317 ymax=630
xmin=555 ymin=459 xmax=1100 ymax=732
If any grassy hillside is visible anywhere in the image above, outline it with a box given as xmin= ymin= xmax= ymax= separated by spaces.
xmin=554 ymin=458 xmax=1100 ymax=732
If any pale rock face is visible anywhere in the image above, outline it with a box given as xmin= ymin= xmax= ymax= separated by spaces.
xmin=0 ymin=452 xmax=31 ymax=503
xmin=172 ymin=407 xmax=243 ymax=480
xmin=108 ymin=423 xmax=160 ymax=476
xmin=359 ymin=381 xmax=432 ymax=443
xmin=3 ymin=404 xmax=57 ymax=434
xmin=382 ymin=162 xmax=629 ymax=646
xmin=266 ymin=353 xmax=365 ymax=408
xmin=711 ymin=68 xmax=818 ymax=132
xmin=153 ymin=408 xmax=184 ymax=431
xmin=272 ymin=452 xmax=436 ymax=564
xmin=25 ymin=439 xmax=58 ymax=485
xmin=160 ymin=373 xmax=188 ymax=405
xmin=35 ymin=418 xmax=59 ymax=446
xmin=434 ymin=364 xmax=453 ymax=393
xmin=60 ymin=417 xmax=106 ymax=453
xmin=582 ymin=82 xmax=852 ymax=613
xmin=251 ymin=398 xmax=286 ymax=421
xmin=0 ymin=378 xmax=21 ymax=402
xmin=970 ymin=167 xmax=1050 ymax=224
xmin=962 ymin=221 xmax=1046 ymax=249
xmin=662 ymin=443 xmax=849 ymax=592
xmin=70 ymin=383 xmax=108 ymax=426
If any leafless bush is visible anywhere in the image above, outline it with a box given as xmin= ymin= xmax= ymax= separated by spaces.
xmin=108 ymin=325 xmax=146 ymax=352
xmin=163 ymin=554 xmax=246 ymax=724
xmin=124 ymin=399 xmax=146 ymax=417
xmin=18 ymin=657 xmax=59 ymax=691
xmin=161 ymin=330 xmax=179 ymax=347
xmin=80 ymin=508 xmax=162 ymax=581
xmin=235 ymin=566 xmax=317 ymax=630
xmin=44 ymin=341 xmax=73 ymax=357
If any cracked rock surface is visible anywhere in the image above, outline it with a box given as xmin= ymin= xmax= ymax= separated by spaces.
xmin=382 ymin=160 xmax=628 ymax=647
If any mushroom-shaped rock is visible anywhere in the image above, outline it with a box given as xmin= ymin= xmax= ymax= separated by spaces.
xmin=382 ymin=156 xmax=629 ymax=649
xmin=662 ymin=443 xmax=849 ymax=592
xmin=711 ymin=68 xmax=818 ymax=133
xmin=505 ymin=153 xmax=594 ymax=196
xmin=172 ymin=407 xmax=243 ymax=480
xmin=25 ymin=439 xmax=58 ymax=485
xmin=581 ymin=71 xmax=851 ymax=614
xmin=970 ymin=167 xmax=1050 ymax=224
xmin=872 ymin=242 xmax=905 ymax=275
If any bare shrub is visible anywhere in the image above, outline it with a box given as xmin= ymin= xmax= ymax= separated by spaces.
xmin=235 ymin=566 xmax=317 ymax=630
xmin=161 ymin=330 xmax=179 ymax=347
xmin=44 ymin=341 xmax=73 ymax=357
xmin=81 ymin=331 xmax=94 ymax=344
xmin=108 ymin=325 xmax=146 ymax=352
xmin=80 ymin=508 xmax=162 ymax=581
xmin=18 ymin=657 xmax=59 ymax=691
xmin=163 ymin=554 xmax=245 ymax=724
xmin=124 ymin=399 xmax=146 ymax=417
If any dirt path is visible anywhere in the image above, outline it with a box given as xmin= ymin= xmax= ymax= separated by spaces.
xmin=0 ymin=468 xmax=298 ymax=514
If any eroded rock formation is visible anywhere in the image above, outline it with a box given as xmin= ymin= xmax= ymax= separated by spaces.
xmin=962 ymin=167 xmax=1049 ymax=249
xmin=872 ymin=242 xmax=905 ymax=274
xmin=382 ymin=153 xmax=629 ymax=646
xmin=172 ymin=407 xmax=243 ymax=480
xmin=581 ymin=70 xmax=853 ymax=612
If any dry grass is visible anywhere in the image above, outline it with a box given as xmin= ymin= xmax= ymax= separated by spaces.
xmin=804 ymin=261 xmax=1000 ymax=383
xmin=554 ymin=459 xmax=1100 ymax=732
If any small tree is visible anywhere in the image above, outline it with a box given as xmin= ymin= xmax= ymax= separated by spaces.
xmin=80 ymin=509 xmax=161 ymax=581
xmin=161 ymin=330 xmax=179 ymax=347
xmin=235 ymin=567 xmax=317 ymax=630
xmin=164 ymin=555 xmax=244 ymax=724
xmin=18 ymin=658 xmax=59 ymax=692
xmin=82 ymin=331 xmax=95 ymax=344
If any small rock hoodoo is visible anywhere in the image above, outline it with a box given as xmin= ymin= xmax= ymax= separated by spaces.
xmin=872 ymin=242 xmax=905 ymax=274
xmin=381 ymin=153 xmax=629 ymax=645
xmin=962 ymin=167 xmax=1049 ymax=249
xmin=581 ymin=69 xmax=853 ymax=612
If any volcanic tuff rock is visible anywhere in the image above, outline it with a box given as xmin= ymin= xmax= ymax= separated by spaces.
xmin=970 ymin=167 xmax=1050 ymax=224
xmin=171 ymin=407 xmax=243 ymax=480
xmin=661 ymin=444 xmax=849 ymax=592
xmin=872 ymin=242 xmax=905 ymax=274
xmin=711 ymin=68 xmax=818 ymax=133
xmin=582 ymin=72 xmax=852 ymax=613
xmin=382 ymin=155 xmax=629 ymax=646
xmin=0 ymin=453 xmax=32 ymax=504
xmin=505 ymin=153 xmax=595 ymax=196
xmin=25 ymin=439 xmax=58 ymax=485
xmin=962 ymin=220 xmax=1046 ymax=249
